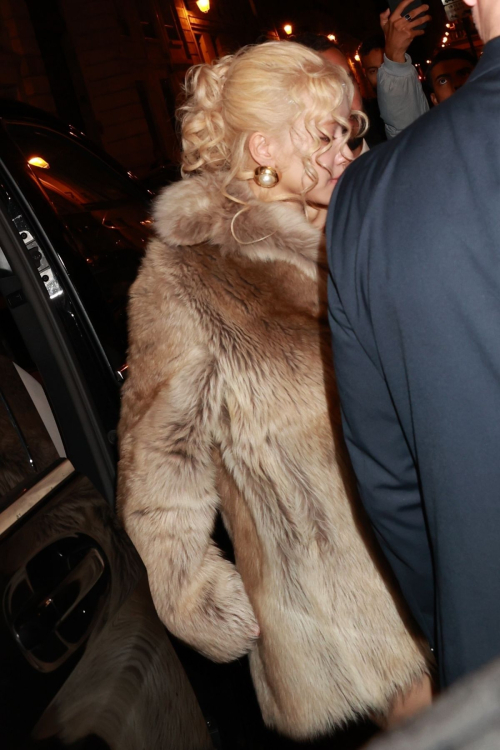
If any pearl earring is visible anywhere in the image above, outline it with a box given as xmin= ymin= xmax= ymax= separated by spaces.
xmin=254 ymin=166 xmax=280 ymax=189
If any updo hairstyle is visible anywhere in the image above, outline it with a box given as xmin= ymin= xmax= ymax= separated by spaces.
xmin=178 ymin=41 xmax=366 ymax=203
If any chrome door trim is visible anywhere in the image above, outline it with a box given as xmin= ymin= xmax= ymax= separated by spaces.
xmin=0 ymin=459 xmax=74 ymax=536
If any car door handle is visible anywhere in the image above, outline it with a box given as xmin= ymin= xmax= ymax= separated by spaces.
xmin=13 ymin=546 xmax=106 ymax=651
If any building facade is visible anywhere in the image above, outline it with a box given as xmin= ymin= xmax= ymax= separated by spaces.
xmin=0 ymin=0 xmax=259 ymax=175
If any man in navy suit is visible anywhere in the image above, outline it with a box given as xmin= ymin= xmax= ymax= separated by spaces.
xmin=327 ymin=0 xmax=500 ymax=689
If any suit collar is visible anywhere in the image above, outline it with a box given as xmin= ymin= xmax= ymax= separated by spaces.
xmin=468 ymin=36 xmax=500 ymax=82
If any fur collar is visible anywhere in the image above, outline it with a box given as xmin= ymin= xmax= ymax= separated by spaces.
xmin=152 ymin=172 xmax=324 ymax=280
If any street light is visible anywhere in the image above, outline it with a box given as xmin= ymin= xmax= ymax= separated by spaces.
xmin=196 ymin=0 xmax=210 ymax=12
xmin=283 ymin=23 xmax=293 ymax=35
xmin=327 ymin=33 xmax=336 ymax=41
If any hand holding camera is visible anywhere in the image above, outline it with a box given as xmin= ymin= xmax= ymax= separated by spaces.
xmin=381 ymin=0 xmax=432 ymax=63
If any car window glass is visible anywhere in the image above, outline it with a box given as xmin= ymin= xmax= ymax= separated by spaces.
xmin=0 ymin=296 xmax=63 ymax=499
xmin=4 ymin=122 xmax=153 ymax=366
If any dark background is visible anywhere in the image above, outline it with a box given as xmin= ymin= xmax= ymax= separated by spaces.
xmin=0 ymin=0 xmax=455 ymax=180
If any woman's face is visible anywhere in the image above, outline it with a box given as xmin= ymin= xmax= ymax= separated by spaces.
xmin=278 ymin=101 xmax=354 ymax=208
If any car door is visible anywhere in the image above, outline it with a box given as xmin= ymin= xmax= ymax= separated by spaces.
xmin=0 ymin=111 xmax=155 ymax=503
xmin=0 ymin=171 xmax=215 ymax=749
xmin=0 ymin=329 xmax=214 ymax=750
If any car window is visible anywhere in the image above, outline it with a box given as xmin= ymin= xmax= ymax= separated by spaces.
xmin=4 ymin=122 xmax=153 ymax=365
xmin=0 ymin=337 xmax=63 ymax=501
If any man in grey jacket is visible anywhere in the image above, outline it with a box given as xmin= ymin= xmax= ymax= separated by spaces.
xmin=376 ymin=0 xmax=476 ymax=136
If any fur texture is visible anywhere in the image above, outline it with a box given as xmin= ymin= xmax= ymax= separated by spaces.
xmin=117 ymin=173 xmax=431 ymax=740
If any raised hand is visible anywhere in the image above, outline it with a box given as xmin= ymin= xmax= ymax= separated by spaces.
xmin=380 ymin=0 xmax=432 ymax=63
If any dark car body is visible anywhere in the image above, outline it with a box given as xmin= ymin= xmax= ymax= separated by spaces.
xmin=0 ymin=99 xmax=217 ymax=750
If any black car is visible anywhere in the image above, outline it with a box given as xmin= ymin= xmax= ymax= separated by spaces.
xmin=0 ymin=99 xmax=220 ymax=750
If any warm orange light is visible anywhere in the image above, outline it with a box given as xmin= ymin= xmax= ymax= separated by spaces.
xmin=28 ymin=156 xmax=50 ymax=169
xmin=442 ymin=36 xmax=448 ymax=43
xmin=196 ymin=0 xmax=210 ymax=12
xmin=446 ymin=23 xmax=451 ymax=28
xmin=426 ymin=59 xmax=432 ymax=64
xmin=445 ymin=31 xmax=450 ymax=36
xmin=283 ymin=24 xmax=293 ymax=35
xmin=354 ymin=53 xmax=361 ymax=62
xmin=327 ymin=33 xmax=336 ymax=41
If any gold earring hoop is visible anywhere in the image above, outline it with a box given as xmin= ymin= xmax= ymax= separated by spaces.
xmin=254 ymin=166 xmax=280 ymax=189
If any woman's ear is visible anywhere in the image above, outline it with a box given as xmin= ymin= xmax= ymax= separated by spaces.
xmin=248 ymin=132 xmax=275 ymax=166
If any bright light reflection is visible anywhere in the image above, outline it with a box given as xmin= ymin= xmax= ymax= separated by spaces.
xmin=28 ymin=156 xmax=50 ymax=169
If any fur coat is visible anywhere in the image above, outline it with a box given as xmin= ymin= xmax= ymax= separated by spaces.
xmin=117 ymin=172 xmax=430 ymax=740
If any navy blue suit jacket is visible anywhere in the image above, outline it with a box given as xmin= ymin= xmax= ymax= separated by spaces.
xmin=327 ymin=37 xmax=500 ymax=688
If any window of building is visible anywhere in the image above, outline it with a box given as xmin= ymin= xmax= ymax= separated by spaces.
xmin=134 ymin=0 xmax=158 ymax=39
xmin=161 ymin=1 xmax=181 ymax=41
xmin=160 ymin=78 xmax=177 ymax=124
xmin=135 ymin=81 xmax=163 ymax=157
xmin=195 ymin=33 xmax=215 ymax=63
xmin=113 ymin=0 xmax=131 ymax=36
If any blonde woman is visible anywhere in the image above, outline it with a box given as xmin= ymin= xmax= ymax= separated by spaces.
xmin=117 ymin=42 xmax=432 ymax=740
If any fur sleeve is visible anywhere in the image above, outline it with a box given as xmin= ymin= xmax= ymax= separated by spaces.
xmin=117 ymin=247 xmax=259 ymax=662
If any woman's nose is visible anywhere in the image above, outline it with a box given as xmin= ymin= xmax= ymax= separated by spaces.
xmin=339 ymin=144 xmax=354 ymax=163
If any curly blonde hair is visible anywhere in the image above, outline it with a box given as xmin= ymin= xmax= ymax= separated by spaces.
xmin=178 ymin=41 xmax=366 ymax=207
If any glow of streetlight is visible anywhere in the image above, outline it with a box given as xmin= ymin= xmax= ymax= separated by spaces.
xmin=327 ymin=33 xmax=336 ymax=41
xmin=283 ymin=23 xmax=293 ymax=35
xmin=196 ymin=0 xmax=210 ymax=12
xmin=442 ymin=36 xmax=448 ymax=43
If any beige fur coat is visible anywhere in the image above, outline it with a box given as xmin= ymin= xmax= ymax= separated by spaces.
xmin=117 ymin=173 xmax=430 ymax=740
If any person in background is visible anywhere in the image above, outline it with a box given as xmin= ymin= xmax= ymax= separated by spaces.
xmin=293 ymin=32 xmax=386 ymax=149
xmin=359 ymin=33 xmax=386 ymax=93
xmin=358 ymin=33 xmax=388 ymax=146
xmin=327 ymin=0 xmax=500 ymax=694
xmin=377 ymin=0 xmax=431 ymax=136
xmin=425 ymin=48 xmax=476 ymax=105
xmin=377 ymin=0 xmax=477 ymax=136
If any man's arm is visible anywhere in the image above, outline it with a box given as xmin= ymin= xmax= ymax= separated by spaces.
xmin=378 ymin=0 xmax=430 ymax=137
xmin=327 ymin=273 xmax=435 ymax=646
xmin=326 ymin=168 xmax=435 ymax=645
xmin=378 ymin=54 xmax=430 ymax=137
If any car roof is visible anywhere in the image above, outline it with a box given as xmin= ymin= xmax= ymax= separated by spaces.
xmin=0 ymin=99 xmax=151 ymax=189
xmin=0 ymin=99 xmax=75 ymax=134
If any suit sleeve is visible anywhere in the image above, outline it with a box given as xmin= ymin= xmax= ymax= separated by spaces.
xmin=327 ymin=188 xmax=435 ymax=647
xmin=117 ymin=255 xmax=258 ymax=663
